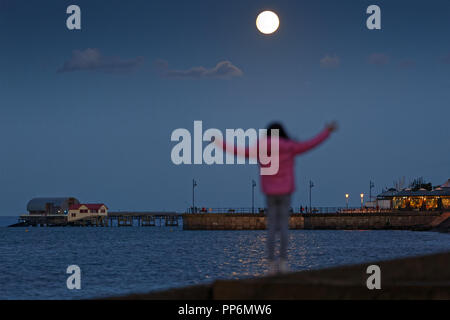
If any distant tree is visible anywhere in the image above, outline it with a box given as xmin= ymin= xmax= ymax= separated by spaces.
xmin=409 ymin=177 xmax=432 ymax=191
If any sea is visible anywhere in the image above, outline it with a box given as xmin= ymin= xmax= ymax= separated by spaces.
xmin=0 ymin=216 xmax=449 ymax=299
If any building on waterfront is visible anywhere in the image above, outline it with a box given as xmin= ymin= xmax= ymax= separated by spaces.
xmin=26 ymin=197 xmax=80 ymax=215
xmin=373 ymin=189 xmax=398 ymax=209
xmin=68 ymin=203 xmax=108 ymax=222
xmin=376 ymin=179 xmax=450 ymax=211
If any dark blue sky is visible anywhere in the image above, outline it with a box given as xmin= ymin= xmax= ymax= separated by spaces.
xmin=1 ymin=0 xmax=449 ymax=214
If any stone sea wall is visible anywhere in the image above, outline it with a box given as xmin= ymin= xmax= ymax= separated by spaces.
xmin=182 ymin=212 xmax=441 ymax=230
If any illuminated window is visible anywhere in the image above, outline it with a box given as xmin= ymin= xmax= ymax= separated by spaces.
xmin=442 ymin=198 xmax=450 ymax=209
xmin=393 ymin=197 xmax=406 ymax=209
xmin=409 ymin=197 xmax=423 ymax=209
xmin=425 ymin=198 xmax=438 ymax=210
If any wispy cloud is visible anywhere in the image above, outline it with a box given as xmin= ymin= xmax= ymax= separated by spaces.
xmin=368 ymin=53 xmax=390 ymax=66
xmin=155 ymin=60 xmax=243 ymax=79
xmin=398 ymin=59 xmax=416 ymax=69
xmin=320 ymin=55 xmax=340 ymax=69
xmin=441 ymin=53 xmax=450 ymax=64
xmin=58 ymin=48 xmax=144 ymax=74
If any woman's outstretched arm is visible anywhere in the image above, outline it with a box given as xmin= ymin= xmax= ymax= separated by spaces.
xmin=292 ymin=122 xmax=337 ymax=155
xmin=214 ymin=137 xmax=257 ymax=159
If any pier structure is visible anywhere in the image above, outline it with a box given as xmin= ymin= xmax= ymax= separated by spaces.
xmin=15 ymin=214 xmax=67 ymax=227
xmin=108 ymin=212 xmax=181 ymax=227
xmin=11 ymin=209 xmax=450 ymax=231
xmin=182 ymin=211 xmax=446 ymax=231
xmin=14 ymin=212 xmax=182 ymax=227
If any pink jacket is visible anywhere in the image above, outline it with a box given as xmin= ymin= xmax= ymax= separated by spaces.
xmin=221 ymin=128 xmax=331 ymax=195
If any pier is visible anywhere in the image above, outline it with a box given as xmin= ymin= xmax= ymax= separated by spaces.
xmin=10 ymin=209 xmax=450 ymax=232
xmin=107 ymin=212 xmax=181 ymax=227
xmin=182 ymin=210 xmax=446 ymax=231
xmin=13 ymin=212 xmax=182 ymax=227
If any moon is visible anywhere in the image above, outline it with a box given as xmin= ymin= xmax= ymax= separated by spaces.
xmin=256 ymin=11 xmax=280 ymax=35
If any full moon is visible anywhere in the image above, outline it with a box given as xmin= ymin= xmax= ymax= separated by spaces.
xmin=256 ymin=11 xmax=280 ymax=35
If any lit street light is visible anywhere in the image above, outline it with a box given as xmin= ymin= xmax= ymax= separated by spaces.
xmin=360 ymin=193 xmax=364 ymax=208
xmin=345 ymin=193 xmax=349 ymax=209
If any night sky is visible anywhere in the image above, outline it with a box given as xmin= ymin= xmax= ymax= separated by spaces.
xmin=1 ymin=0 xmax=449 ymax=214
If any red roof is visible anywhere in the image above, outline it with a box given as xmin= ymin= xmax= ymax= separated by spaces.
xmin=69 ymin=203 xmax=107 ymax=210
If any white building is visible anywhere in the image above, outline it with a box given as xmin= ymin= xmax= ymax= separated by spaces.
xmin=68 ymin=203 xmax=108 ymax=222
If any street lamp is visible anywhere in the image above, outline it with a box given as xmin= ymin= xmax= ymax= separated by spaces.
xmin=369 ymin=181 xmax=375 ymax=202
xmin=345 ymin=194 xmax=349 ymax=209
xmin=309 ymin=180 xmax=314 ymax=213
xmin=192 ymin=179 xmax=198 ymax=213
xmin=252 ymin=179 xmax=256 ymax=213
xmin=360 ymin=193 xmax=364 ymax=209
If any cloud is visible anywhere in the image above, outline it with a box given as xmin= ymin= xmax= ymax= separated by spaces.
xmin=368 ymin=53 xmax=390 ymax=66
xmin=156 ymin=60 xmax=243 ymax=79
xmin=441 ymin=53 xmax=450 ymax=64
xmin=58 ymin=48 xmax=144 ymax=74
xmin=320 ymin=55 xmax=340 ymax=69
xmin=398 ymin=59 xmax=416 ymax=69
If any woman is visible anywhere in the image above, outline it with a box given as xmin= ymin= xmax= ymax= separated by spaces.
xmin=219 ymin=121 xmax=337 ymax=274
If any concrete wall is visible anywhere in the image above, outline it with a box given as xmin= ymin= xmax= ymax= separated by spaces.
xmin=303 ymin=212 xmax=438 ymax=230
xmin=182 ymin=214 xmax=268 ymax=230
xmin=182 ymin=212 xmax=441 ymax=230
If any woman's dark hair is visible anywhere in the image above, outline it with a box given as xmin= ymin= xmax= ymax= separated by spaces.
xmin=267 ymin=122 xmax=289 ymax=139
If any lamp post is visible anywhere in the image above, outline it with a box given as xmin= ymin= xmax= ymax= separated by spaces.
xmin=360 ymin=193 xmax=364 ymax=209
xmin=309 ymin=180 xmax=314 ymax=213
xmin=192 ymin=179 xmax=197 ymax=213
xmin=252 ymin=179 xmax=256 ymax=213
xmin=369 ymin=181 xmax=375 ymax=202
xmin=345 ymin=193 xmax=349 ymax=209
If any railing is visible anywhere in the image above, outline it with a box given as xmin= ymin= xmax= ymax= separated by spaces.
xmin=187 ymin=206 xmax=445 ymax=214
xmin=186 ymin=207 xmax=396 ymax=214
xmin=188 ymin=207 xmax=263 ymax=214
xmin=295 ymin=207 xmax=394 ymax=214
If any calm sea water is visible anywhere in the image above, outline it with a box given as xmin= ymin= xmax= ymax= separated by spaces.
xmin=0 ymin=216 xmax=449 ymax=299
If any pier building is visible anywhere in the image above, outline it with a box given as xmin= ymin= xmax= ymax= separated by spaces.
xmin=377 ymin=179 xmax=450 ymax=211
xmin=26 ymin=197 xmax=80 ymax=215
xmin=68 ymin=203 xmax=108 ymax=222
